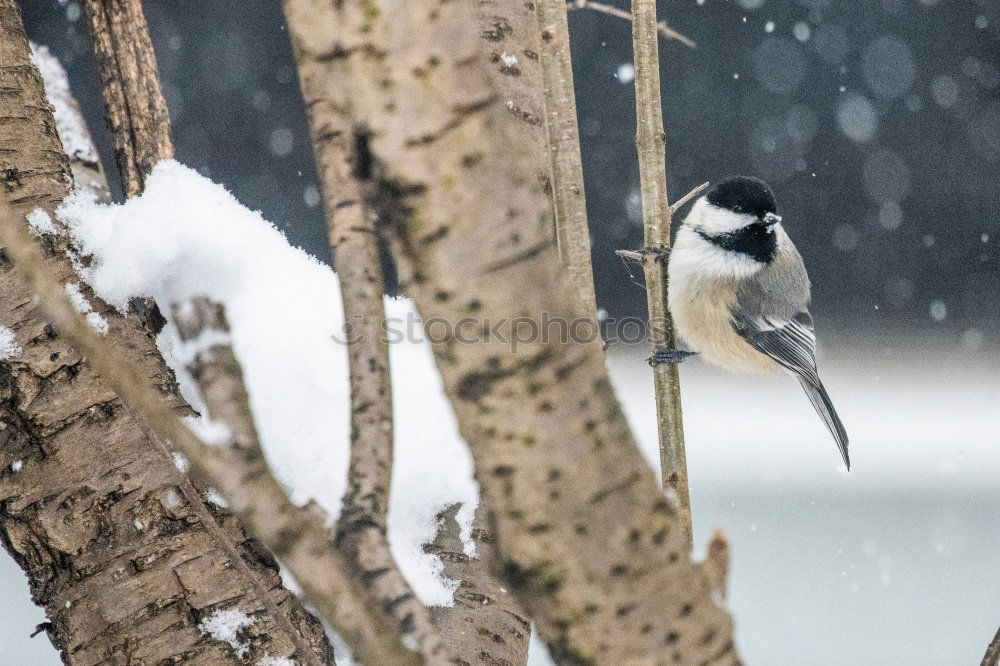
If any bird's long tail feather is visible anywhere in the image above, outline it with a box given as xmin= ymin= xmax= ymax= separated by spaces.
xmin=797 ymin=376 xmax=850 ymax=469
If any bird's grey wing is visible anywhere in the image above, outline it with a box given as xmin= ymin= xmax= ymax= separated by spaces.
xmin=731 ymin=251 xmax=850 ymax=467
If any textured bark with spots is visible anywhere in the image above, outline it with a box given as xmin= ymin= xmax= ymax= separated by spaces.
xmin=533 ymin=0 xmax=596 ymax=315
xmin=280 ymin=0 xmax=739 ymax=662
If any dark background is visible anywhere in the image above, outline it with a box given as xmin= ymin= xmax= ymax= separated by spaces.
xmin=22 ymin=0 xmax=1000 ymax=336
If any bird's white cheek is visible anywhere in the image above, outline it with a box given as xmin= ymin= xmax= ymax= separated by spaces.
xmin=671 ymin=233 xmax=763 ymax=280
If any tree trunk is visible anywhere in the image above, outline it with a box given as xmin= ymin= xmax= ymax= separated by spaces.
xmin=0 ymin=4 xmax=330 ymax=663
xmin=280 ymin=0 xmax=739 ymax=662
xmin=477 ymin=0 xmax=553 ymax=228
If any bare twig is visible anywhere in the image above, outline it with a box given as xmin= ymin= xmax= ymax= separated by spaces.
xmin=536 ymin=0 xmax=598 ymax=315
xmin=285 ymin=12 xmax=453 ymax=662
xmin=983 ymin=626 xmax=1000 ymax=666
xmin=670 ymin=181 xmax=709 ymax=214
xmin=81 ymin=0 xmax=173 ymax=196
xmin=567 ymin=0 xmax=696 ymax=48
xmin=614 ymin=249 xmax=643 ymax=262
xmin=627 ymin=0 xmax=692 ymax=548
xmin=0 ymin=204 xmax=418 ymax=666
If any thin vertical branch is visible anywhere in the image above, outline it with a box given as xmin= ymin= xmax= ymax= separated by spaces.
xmin=535 ymin=0 xmax=598 ymax=315
xmin=285 ymin=7 xmax=453 ymax=661
xmin=0 ymin=209 xmax=417 ymax=665
xmin=628 ymin=0 xmax=692 ymax=547
xmin=81 ymin=0 xmax=173 ymax=196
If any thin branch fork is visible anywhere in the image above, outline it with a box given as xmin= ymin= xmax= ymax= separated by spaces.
xmin=0 ymin=204 xmax=418 ymax=666
xmin=567 ymin=0 xmax=696 ymax=48
xmin=671 ymin=181 xmax=709 ymax=214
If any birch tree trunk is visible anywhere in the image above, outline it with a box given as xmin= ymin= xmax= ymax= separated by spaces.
xmin=281 ymin=0 xmax=739 ymax=662
xmin=0 ymin=4 xmax=330 ymax=663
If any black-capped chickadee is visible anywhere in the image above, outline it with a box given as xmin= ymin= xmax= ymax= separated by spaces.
xmin=656 ymin=176 xmax=850 ymax=469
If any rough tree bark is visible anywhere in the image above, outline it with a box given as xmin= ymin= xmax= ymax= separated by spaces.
xmin=80 ymin=0 xmax=173 ymax=197
xmin=287 ymin=14 xmax=454 ymax=662
xmin=534 ymin=0 xmax=597 ymax=314
xmin=0 ymin=201 xmax=415 ymax=665
xmin=478 ymin=0 xmax=551 ymax=197
xmin=281 ymin=0 xmax=739 ymax=662
xmin=0 ymin=5 xmax=330 ymax=663
xmin=75 ymin=0 xmax=336 ymax=660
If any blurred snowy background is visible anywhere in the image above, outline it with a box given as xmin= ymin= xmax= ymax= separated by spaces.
xmin=3 ymin=0 xmax=999 ymax=664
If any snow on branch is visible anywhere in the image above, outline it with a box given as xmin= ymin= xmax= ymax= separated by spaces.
xmin=0 ymin=200 xmax=417 ymax=665
xmin=29 ymin=43 xmax=110 ymax=200
xmin=58 ymin=161 xmax=478 ymax=608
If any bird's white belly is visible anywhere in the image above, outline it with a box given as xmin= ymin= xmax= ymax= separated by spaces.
xmin=668 ymin=274 xmax=779 ymax=374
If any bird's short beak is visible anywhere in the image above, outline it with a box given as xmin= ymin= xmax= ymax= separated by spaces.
xmin=763 ymin=212 xmax=782 ymax=226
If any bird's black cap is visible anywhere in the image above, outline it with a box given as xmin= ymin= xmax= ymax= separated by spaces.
xmin=706 ymin=176 xmax=777 ymax=219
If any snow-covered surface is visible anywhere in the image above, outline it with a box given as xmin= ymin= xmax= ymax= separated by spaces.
xmin=27 ymin=207 xmax=58 ymax=236
xmin=199 ymin=608 xmax=254 ymax=658
xmin=258 ymin=657 xmax=297 ymax=666
xmin=64 ymin=282 xmax=109 ymax=334
xmin=0 ymin=325 xmax=21 ymax=360
xmin=58 ymin=160 xmax=477 ymax=605
xmin=28 ymin=44 xmax=100 ymax=165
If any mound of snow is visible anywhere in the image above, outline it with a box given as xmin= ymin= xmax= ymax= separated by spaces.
xmin=59 ymin=160 xmax=477 ymax=604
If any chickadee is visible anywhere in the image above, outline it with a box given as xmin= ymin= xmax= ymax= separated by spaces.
xmin=657 ymin=176 xmax=850 ymax=469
